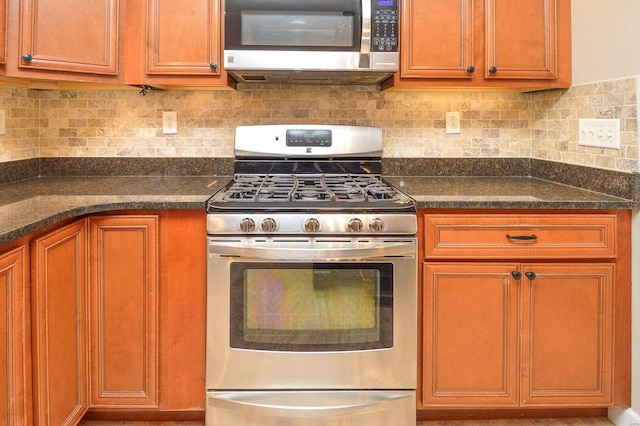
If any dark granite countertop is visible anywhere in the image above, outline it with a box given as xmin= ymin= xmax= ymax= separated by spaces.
xmin=1 ymin=175 xmax=636 ymax=247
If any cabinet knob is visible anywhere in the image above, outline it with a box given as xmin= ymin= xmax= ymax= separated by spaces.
xmin=22 ymin=53 xmax=33 ymax=63
xmin=488 ymin=66 xmax=498 ymax=74
xmin=525 ymin=271 xmax=537 ymax=281
xmin=210 ymin=62 xmax=218 ymax=70
xmin=466 ymin=66 xmax=475 ymax=74
xmin=511 ymin=271 xmax=522 ymax=280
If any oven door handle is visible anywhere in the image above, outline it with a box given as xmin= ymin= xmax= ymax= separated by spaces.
xmin=208 ymin=241 xmax=416 ymax=260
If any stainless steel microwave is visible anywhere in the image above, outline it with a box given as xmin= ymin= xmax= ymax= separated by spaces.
xmin=224 ymin=0 xmax=399 ymax=84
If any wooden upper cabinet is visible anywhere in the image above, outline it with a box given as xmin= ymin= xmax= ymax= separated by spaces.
xmin=0 ymin=0 xmax=7 ymax=64
xmin=124 ymin=0 xmax=227 ymax=87
xmin=18 ymin=0 xmax=120 ymax=75
xmin=401 ymin=0 xmax=476 ymax=79
xmin=393 ymin=0 xmax=571 ymax=90
xmin=485 ymin=0 xmax=558 ymax=80
xmin=147 ymin=0 xmax=220 ymax=75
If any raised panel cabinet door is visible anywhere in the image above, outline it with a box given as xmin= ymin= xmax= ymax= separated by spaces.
xmin=0 ymin=246 xmax=31 ymax=425
xmin=147 ymin=0 xmax=221 ymax=75
xmin=0 ymin=0 xmax=7 ymax=64
xmin=89 ymin=215 xmax=159 ymax=408
xmin=422 ymin=262 xmax=519 ymax=407
xmin=31 ymin=220 xmax=89 ymax=425
xmin=485 ymin=0 xmax=558 ymax=79
xmin=19 ymin=0 xmax=119 ymax=74
xmin=400 ymin=0 xmax=476 ymax=79
xmin=521 ymin=263 xmax=614 ymax=405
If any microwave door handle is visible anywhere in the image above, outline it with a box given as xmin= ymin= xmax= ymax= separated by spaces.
xmin=208 ymin=242 xmax=416 ymax=260
xmin=359 ymin=0 xmax=372 ymax=68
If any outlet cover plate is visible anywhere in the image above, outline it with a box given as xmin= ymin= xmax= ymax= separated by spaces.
xmin=446 ymin=111 xmax=461 ymax=134
xmin=163 ymin=111 xmax=177 ymax=134
xmin=578 ymin=118 xmax=620 ymax=149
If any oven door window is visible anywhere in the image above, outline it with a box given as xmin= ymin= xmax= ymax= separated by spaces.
xmin=230 ymin=263 xmax=393 ymax=352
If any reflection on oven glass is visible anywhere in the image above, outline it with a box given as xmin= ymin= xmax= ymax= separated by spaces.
xmin=245 ymin=269 xmax=379 ymax=338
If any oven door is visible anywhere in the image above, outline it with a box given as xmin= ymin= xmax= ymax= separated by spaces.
xmin=206 ymin=236 xmax=417 ymax=391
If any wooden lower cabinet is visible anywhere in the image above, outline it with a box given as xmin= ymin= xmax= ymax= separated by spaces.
xmin=31 ymin=220 xmax=89 ymax=425
xmin=420 ymin=210 xmax=630 ymax=411
xmin=423 ymin=262 xmax=614 ymax=407
xmin=0 ymin=245 xmax=31 ymax=425
xmin=86 ymin=210 xmax=206 ymax=419
xmin=88 ymin=215 xmax=159 ymax=408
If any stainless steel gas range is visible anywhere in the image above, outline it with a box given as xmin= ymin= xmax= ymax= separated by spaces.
xmin=205 ymin=125 xmax=417 ymax=426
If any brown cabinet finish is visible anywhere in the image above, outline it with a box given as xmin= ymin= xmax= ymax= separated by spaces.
xmin=0 ymin=0 xmax=7 ymax=64
xmin=394 ymin=0 xmax=571 ymax=90
xmin=125 ymin=0 xmax=228 ymax=87
xmin=521 ymin=263 xmax=613 ymax=405
xmin=0 ymin=245 xmax=31 ymax=425
xmin=423 ymin=262 xmax=519 ymax=406
xmin=89 ymin=215 xmax=159 ymax=409
xmin=17 ymin=0 xmax=120 ymax=75
xmin=31 ymin=220 xmax=89 ymax=425
xmin=419 ymin=210 xmax=630 ymax=411
xmin=157 ymin=210 xmax=207 ymax=413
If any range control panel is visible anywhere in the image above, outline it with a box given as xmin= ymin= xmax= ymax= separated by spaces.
xmin=286 ymin=129 xmax=332 ymax=147
xmin=372 ymin=0 xmax=398 ymax=53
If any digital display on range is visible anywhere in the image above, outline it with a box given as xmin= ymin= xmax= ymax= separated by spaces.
xmin=286 ymin=129 xmax=332 ymax=147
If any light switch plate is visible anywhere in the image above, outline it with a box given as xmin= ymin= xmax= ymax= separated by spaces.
xmin=578 ymin=118 xmax=620 ymax=149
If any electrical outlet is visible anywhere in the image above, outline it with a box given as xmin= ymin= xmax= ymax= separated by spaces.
xmin=578 ymin=118 xmax=620 ymax=149
xmin=446 ymin=111 xmax=461 ymax=134
xmin=163 ymin=111 xmax=177 ymax=134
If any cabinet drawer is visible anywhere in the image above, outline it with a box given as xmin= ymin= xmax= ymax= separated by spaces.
xmin=424 ymin=214 xmax=617 ymax=259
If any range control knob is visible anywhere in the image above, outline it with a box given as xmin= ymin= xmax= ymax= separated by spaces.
xmin=304 ymin=218 xmax=321 ymax=233
xmin=239 ymin=217 xmax=256 ymax=233
xmin=347 ymin=218 xmax=364 ymax=233
xmin=369 ymin=218 xmax=385 ymax=233
xmin=261 ymin=217 xmax=277 ymax=232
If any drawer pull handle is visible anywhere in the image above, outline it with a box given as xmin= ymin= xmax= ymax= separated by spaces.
xmin=506 ymin=234 xmax=538 ymax=241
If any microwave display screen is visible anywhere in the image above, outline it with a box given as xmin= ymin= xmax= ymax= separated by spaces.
xmin=378 ymin=0 xmax=394 ymax=6
xmin=241 ymin=11 xmax=354 ymax=47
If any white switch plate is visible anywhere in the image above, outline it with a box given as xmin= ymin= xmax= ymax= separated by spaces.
xmin=578 ymin=118 xmax=620 ymax=149
xmin=163 ymin=111 xmax=177 ymax=134
xmin=446 ymin=111 xmax=461 ymax=134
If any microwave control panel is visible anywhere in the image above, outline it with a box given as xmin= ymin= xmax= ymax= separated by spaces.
xmin=372 ymin=0 xmax=398 ymax=53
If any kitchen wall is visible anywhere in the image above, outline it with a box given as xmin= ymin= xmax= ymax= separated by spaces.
xmin=0 ymin=77 xmax=638 ymax=175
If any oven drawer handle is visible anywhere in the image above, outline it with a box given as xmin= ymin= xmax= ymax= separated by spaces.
xmin=208 ymin=390 xmax=414 ymax=416
xmin=208 ymin=242 xmax=416 ymax=259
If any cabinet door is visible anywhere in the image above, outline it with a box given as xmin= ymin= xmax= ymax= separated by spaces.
xmin=19 ymin=0 xmax=119 ymax=75
xmin=485 ymin=0 xmax=558 ymax=80
xmin=0 ymin=0 xmax=6 ymax=64
xmin=147 ymin=0 xmax=221 ymax=75
xmin=422 ymin=262 xmax=519 ymax=407
xmin=89 ymin=215 xmax=159 ymax=408
xmin=31 ymin=220 xmax=88 ymax=425
xmin=400 ymin=0 xmax=476 ymax=79
xmin=0 ymin=246 xmax=31 ymax=425
xmin=521 ymin=263 xmax=614 ymax=405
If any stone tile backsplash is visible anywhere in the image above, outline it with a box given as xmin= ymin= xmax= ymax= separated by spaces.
xmin=0 ymin=77 xmax=637 ymax=173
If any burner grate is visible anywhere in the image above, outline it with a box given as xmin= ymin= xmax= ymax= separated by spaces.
xmin=222 ymin=173 xmax=404 ymax=204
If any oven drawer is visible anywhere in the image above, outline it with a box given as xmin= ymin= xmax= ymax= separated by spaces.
xmin=424 ymin=213 xmax=617 ymax=259
xmin=206 ymin=390 xmax=415 ymax=426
